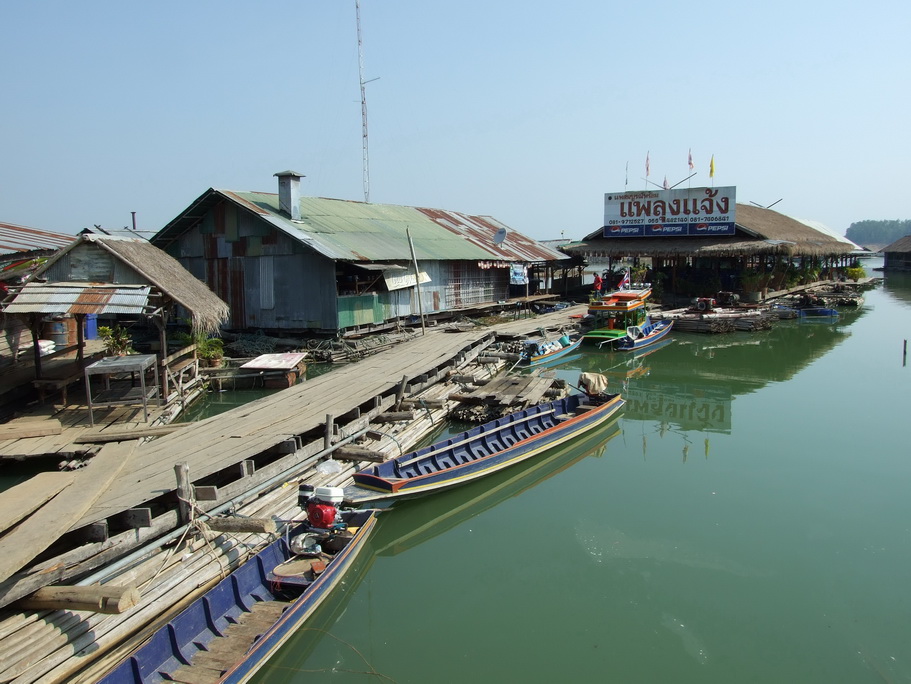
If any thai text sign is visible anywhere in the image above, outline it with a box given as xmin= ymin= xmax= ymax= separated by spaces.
xmin=603 ymin=186 xmax=737 ymax=237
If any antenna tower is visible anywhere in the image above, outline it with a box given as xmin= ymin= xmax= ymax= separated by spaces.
xmin=356 ymin=0 xmax=370 ymax=203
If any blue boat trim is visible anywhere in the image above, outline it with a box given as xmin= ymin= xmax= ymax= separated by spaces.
xmin=346 ymin=391 xmax=624 ymax=503
xmin=100 ymin=509 xmax=379 ymax=684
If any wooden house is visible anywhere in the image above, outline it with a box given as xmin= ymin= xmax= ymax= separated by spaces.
xmin=151 ymin=172 xmax=568 ymax=335
xmin=882 ymin=235 xmax=911 ymax=271
xmin=2 ymin=233 xmax=229 ymax=400
xmin=0 ymin=222 xmax=76 ymax=365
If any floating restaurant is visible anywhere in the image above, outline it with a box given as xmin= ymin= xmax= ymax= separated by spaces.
xmin=562 ymin=185 xmax=860 ymax=304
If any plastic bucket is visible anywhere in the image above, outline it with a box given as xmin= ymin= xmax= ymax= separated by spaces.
xmin=559 ymin=335 xmax=571 ymax=347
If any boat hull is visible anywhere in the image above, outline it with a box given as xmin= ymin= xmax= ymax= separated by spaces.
xmin=101 ymin=510 xmax=378 ymax=684
xmin=347 ymin=392 xmax=625 ymax=503
xmin=524 ymin=338 xmax=583 ymax=366
xmin=617 ymin=320 xmax=674 ymax=351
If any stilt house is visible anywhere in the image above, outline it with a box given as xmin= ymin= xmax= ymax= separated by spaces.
xmin=151 ymin=172 xmax=567 ymax=335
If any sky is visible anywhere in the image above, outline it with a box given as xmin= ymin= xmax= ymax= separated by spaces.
xmin=2 ymin=0 xmax=908 ymax=242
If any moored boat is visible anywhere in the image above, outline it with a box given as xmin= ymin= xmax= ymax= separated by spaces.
xmin=583 ymin=283 xmax=652 ymax=345
xmin=100 ymin=504 xmax=378 ymax=684
xmin=520 ymin=334 xmax=583 ymax=366
xmin=343 ymin=373 xmax=624 ymax=504
xmin=615 ymin=315 xmax=674 ymax=351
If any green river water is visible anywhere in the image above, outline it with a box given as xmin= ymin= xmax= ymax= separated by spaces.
xmin=248 ymin=264 xmax=910 ymax=684
xmin=4 ymin=267 xmax=907 ymax=682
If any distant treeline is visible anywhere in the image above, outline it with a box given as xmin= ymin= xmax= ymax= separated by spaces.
xmin=846 ymin=220 xmax=911 ymax=245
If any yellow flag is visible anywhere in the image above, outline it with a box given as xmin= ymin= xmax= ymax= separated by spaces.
xmin=709 ymin=155 xmax=715 ymax=178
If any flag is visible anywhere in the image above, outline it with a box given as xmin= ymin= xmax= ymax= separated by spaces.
xmin=625 ymin=161 xmax=629 ymax=188
xmin=618 ymin=269 xmax=630 ymax=289
xmin=663 ymin=175 xmax=669 ymax=189
xmin=710 ymin=155 xmax=715 ymax=178
xmin=645 ymin=151 xmax=650 ymax=177
xmin=688 ymin=149 xmax=694 ymax=170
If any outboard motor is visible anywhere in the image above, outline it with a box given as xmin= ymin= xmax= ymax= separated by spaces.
xmin=298 ymin=484 xmax=345 ymax=530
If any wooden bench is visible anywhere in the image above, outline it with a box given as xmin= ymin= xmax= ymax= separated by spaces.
xmin=33 ymin=369 xmax=85 ymax=405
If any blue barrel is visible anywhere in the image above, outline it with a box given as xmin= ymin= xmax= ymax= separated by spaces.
xmin=85 ymin=314 xmax=98 ymax=340
xmin=559 ymin=335 xmax=571 ymax=347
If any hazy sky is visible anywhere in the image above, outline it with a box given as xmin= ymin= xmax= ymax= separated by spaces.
xmin=2 ymin=1 xmax=907 ymax=241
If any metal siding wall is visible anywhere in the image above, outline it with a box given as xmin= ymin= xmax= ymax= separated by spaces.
xmin=259 ymin=256 xmax=274 ymax=310
xmin=252 ymin=253 xmax=336 ymax=330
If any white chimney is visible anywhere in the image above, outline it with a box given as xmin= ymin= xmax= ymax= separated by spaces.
xmin=274 ymin=170 xmax=305 ymax=220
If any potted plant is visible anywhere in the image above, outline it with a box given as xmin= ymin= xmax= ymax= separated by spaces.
xmin=197 ymin=337 xmax=225 ymax=368
xmin=98 ymin=325 xmax=134 ymax=356
xmin=739 ymin=269 xmax=765 ymax=301
xmin=176 ymin=331 xmax=225 ymax=367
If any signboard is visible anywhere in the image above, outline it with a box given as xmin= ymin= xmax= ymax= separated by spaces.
xmin=603 ymin=186 xmax=736 ymax=237
xmin=384 ymin=271 xmax=431 ymax=291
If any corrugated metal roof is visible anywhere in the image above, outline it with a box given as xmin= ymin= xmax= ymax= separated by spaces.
xmin=156 ymin=190 xmax=567 ymax=264
xmin=0 ymin=222 xmax=76 ymax=255
xmin=3 ymin=283 xmax=152 ymax=315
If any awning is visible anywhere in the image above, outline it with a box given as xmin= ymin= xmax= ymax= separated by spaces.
xmin=3 ymin=282 xmax=154 ymax=315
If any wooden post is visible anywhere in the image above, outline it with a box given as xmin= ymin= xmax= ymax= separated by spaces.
xmin=324 ymin=414 xmax=335 ymax=451
xmin=174 ymin=462 xmax=193 ymax=525
xmin=395 ymin=374 xmax=408 ymax=410
xmin=19 ymin=585 xmax=141 ymax=614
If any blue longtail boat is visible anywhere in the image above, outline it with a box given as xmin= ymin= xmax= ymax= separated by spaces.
xmin=100 ymin=508 xmax=378 ymax=684
xmin=344 ymin=375 xmax=624 ymax=504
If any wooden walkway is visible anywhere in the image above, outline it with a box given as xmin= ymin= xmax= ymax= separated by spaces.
xmin=73 ymin=306 xmax=583 ymax=530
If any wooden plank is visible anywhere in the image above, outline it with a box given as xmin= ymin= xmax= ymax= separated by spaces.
xmin=0 ymin=440 xmax=139 ymax=584
xmin=73 ymin=424 xmax=186 ymax=443
xmin=0 ymin=419 xmax=63 ymax=439
xmin=0 ymin=471 xmax=76 ymax=535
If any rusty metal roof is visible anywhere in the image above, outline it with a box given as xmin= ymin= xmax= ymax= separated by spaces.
xmin=0 ymin=222 xmax=76 ymax=256
xmin=3 ymin=282 xmax=153 ymax=315
xmin=155 ymin=190 xmax=567 ymax=264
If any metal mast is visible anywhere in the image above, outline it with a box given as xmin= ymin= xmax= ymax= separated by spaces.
xmin=356 ymin=0 xmax=370 ymax=203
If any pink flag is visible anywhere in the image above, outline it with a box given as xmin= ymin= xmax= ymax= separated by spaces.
xmin=645 ymin=152 xmax=650 ymax=177
xmin=688 ymin=149 xmax=694 ymax=170
xmin=663 ymin=176 xmax=669 ymax=189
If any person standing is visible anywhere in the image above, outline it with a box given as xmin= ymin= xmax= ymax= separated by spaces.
xmin=593 ymin=273 xmax=603 ymax=295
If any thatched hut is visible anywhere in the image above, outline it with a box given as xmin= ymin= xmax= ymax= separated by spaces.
xmin=882 ymin=235 xmax=911 ymax=271
xmin=2 ymin=234 xmax=228 ymax=391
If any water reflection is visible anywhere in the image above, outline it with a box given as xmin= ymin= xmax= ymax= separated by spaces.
xmin=252 ymin=416 xmax=623 ymax=681
xmin=372 ymin=415 xmax=622 ymax=557
xmin=544 ymin=306 xmax=870 ymax=438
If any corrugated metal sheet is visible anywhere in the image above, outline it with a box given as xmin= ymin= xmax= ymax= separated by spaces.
xmin=156 ymin=190 xmax=567 ymax=265
xmin=3 ymin=283 xmax=152 ymax=315
xmin=0 ymin=222 xmax=76 ymax=256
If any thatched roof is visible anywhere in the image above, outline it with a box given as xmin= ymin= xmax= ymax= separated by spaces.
xmin=883 ymin=235 xmax=911 ymax=253
xmin=30 ymin=235 xmax=229 ymax=333
xmin=567 ymin=204 xmax=854 ymax=259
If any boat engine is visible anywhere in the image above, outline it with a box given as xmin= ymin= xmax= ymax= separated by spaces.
xmin=298 ymin=484 xmax=345 ymax=530
xmin=716 ymin=291 xmax=739 ymax=307
xmin=695 ymin=297 xmax=716 ymax=312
